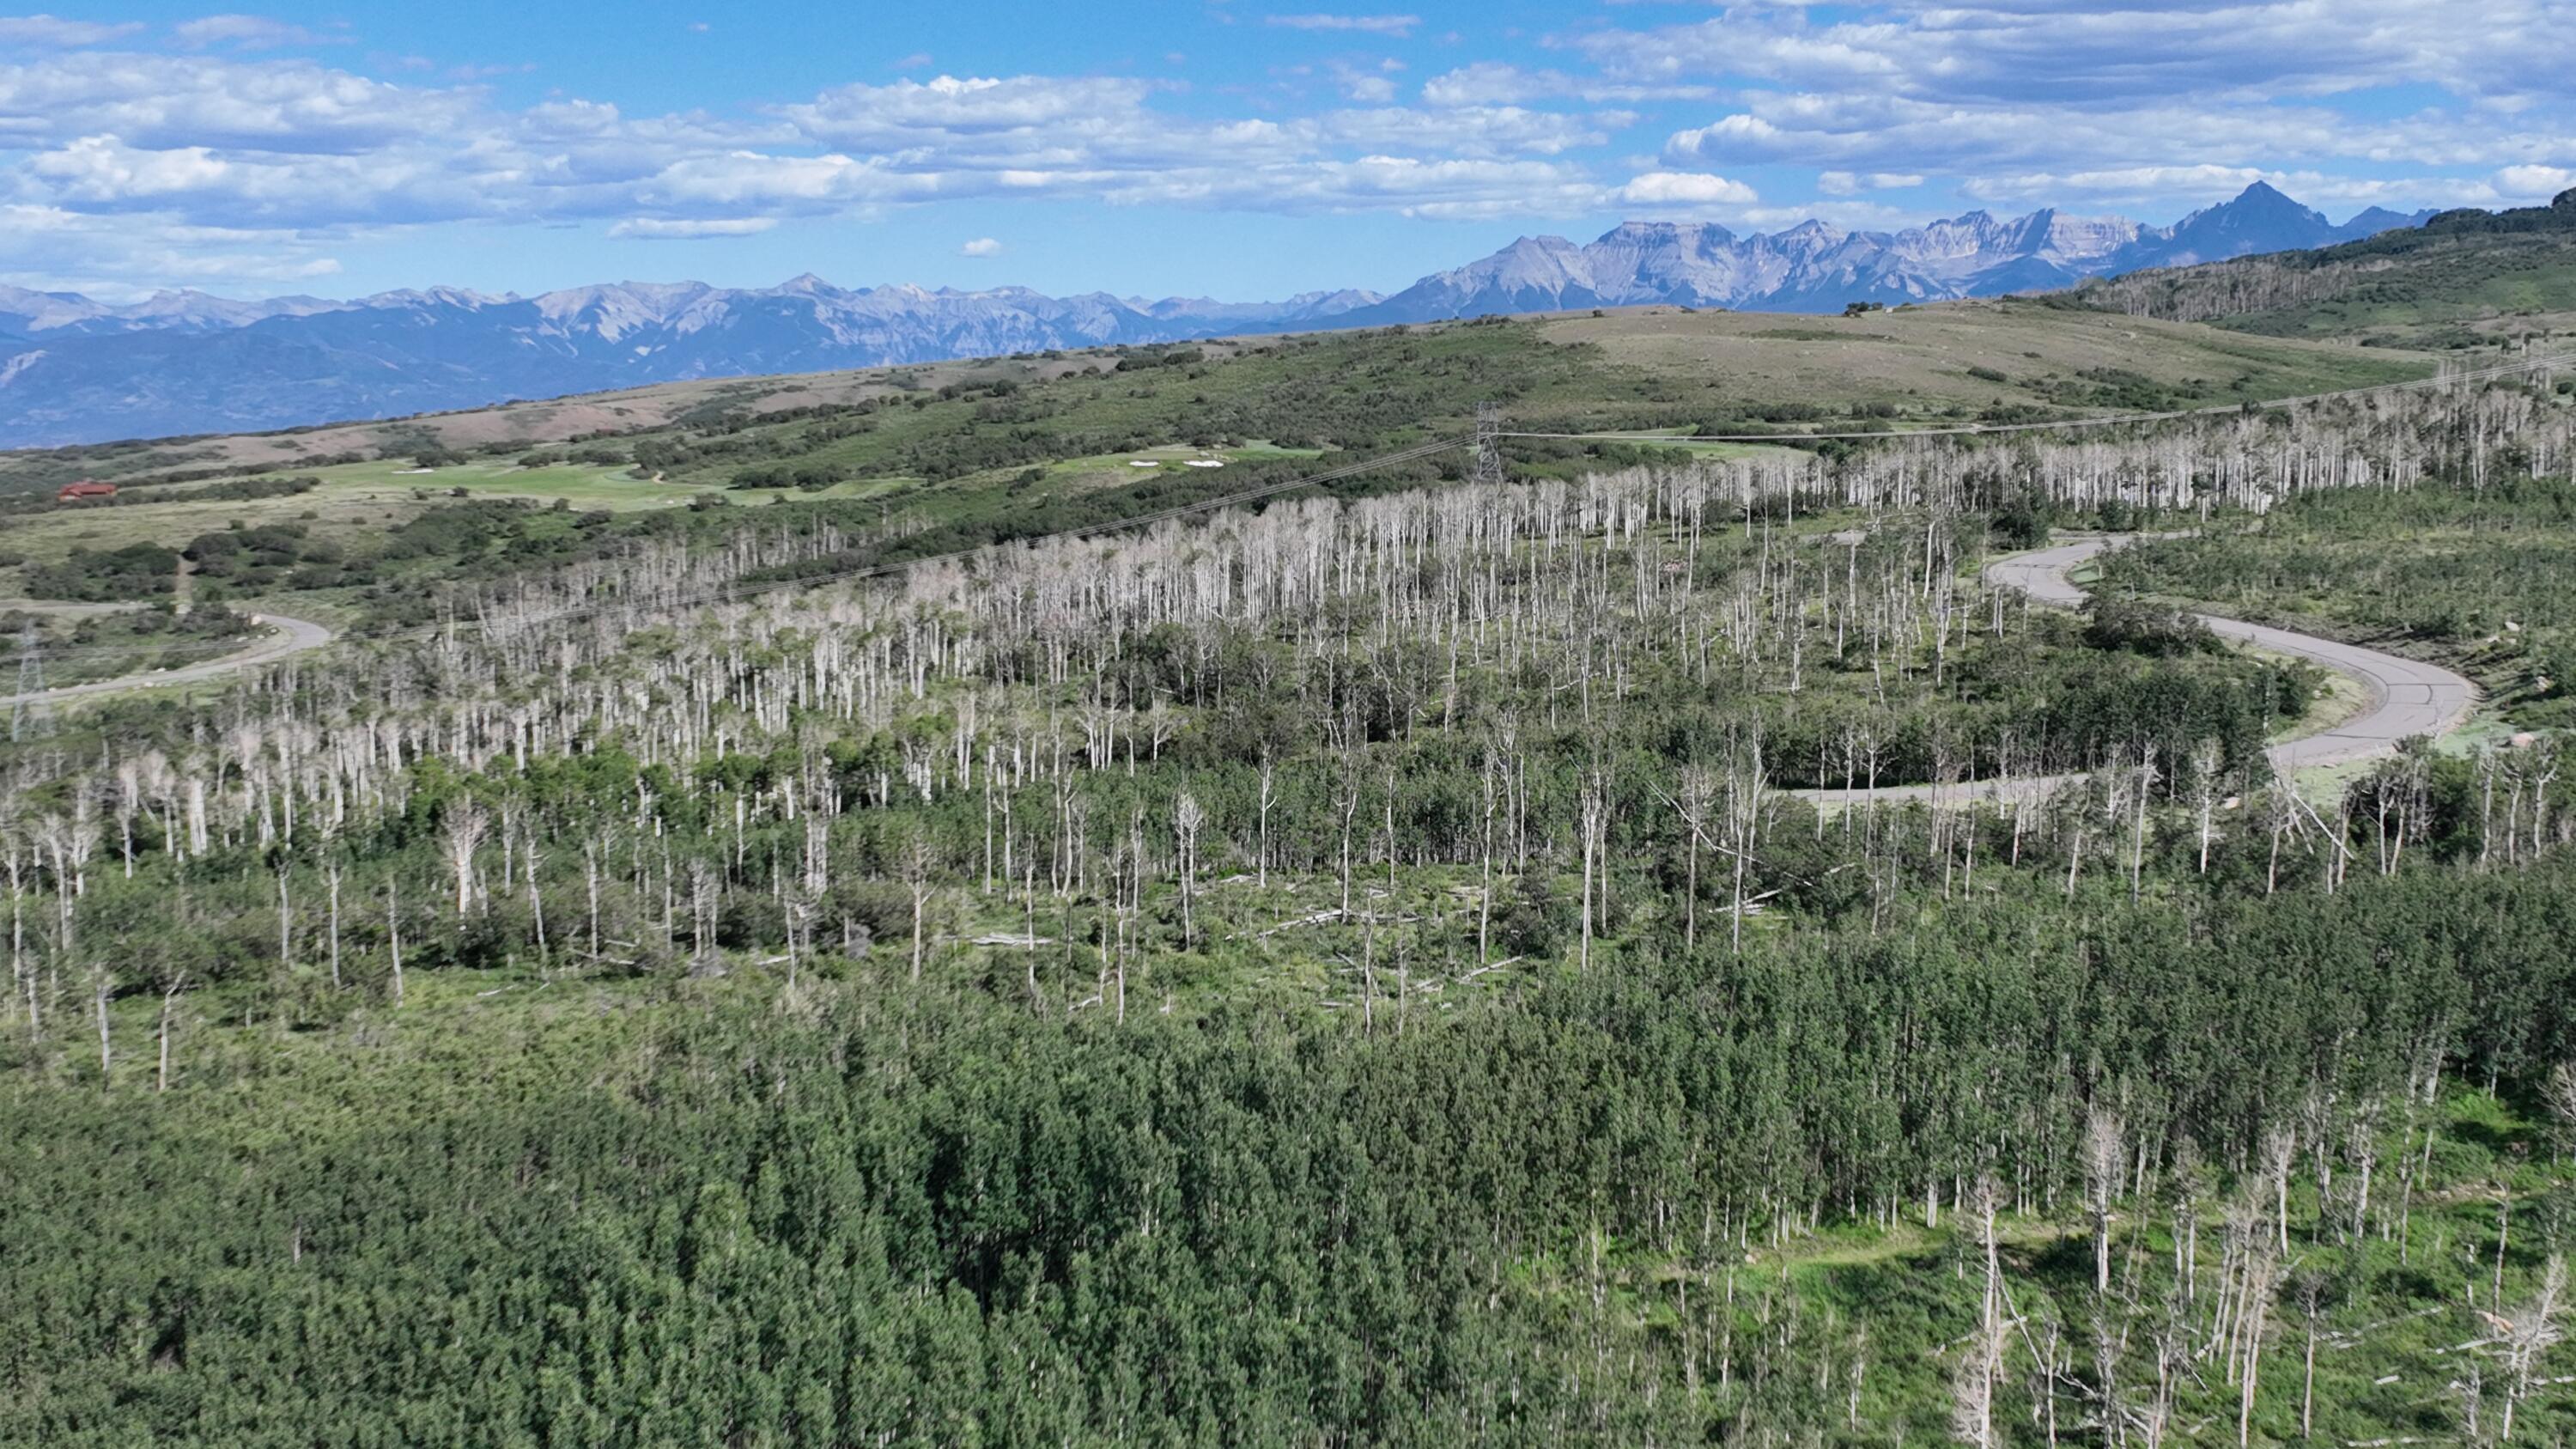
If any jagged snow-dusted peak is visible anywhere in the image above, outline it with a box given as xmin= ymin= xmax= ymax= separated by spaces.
xmin=358 ymin=285 xmax=513 ymax=310
xmin=1461 ymin=234 xmax=1593 ymax=286
xmin=532 ymin=281 xmax=718 ymax=341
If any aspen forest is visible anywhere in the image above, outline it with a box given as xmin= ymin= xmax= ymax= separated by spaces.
xmin=3 ymin=333 xmax=2575 ymax=1447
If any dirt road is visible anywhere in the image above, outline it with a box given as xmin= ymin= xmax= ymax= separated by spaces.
xmin=0 ymin=609 xmax=334 ymax=710
xmin=1795 ymin=533 xmax=2476 ymax=807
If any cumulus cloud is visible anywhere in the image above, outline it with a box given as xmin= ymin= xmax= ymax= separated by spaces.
xmin=2497 ymin=164 xmax=2576 ymax=198
xmin=0 ymin=202 xmax=345 ymax=295
xmin=0 ymin=53 xmax=1611 ymax=262
xmin=1960 ymin=164 xmax=2508 ymax=212
xmin=0 ymin=14 xmax=143 ymax=46
xmin=1818 ymin=170 xmax=1923 ymax=195
xmin=1582 ymin=0 xmax=2574 ymax=108
xmin=958 ymin=236 xmax=1000 ymax=256
xmin=6 ymin=2 xmax=2571 ymax=296
xmin=1596 ymin=0 xmax=2573 ymax=220
xmin=1419 ymin=62 xmax=1718 ymax=108
xmin=0 ymin=52 xmax=485 ymax=153
xmin=173 ymin=14 xmax=341 ymax=50
xmin=1618 ymin=171 xmax=1757 ymax=206
xmin=1266 ymin=13 xmax=1420 ymax=37
xmin=608 ymin=216 xmax=777 ymax=239
xmin=27 ymin=135 xmax=233 ymax=201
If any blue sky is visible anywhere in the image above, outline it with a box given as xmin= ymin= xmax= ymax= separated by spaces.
xmin=2 ymin=0 xmax=2571 ymax=302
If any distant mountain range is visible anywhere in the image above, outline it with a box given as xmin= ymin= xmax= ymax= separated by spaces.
xmin=0 ymin=183 xmax=2435 ymax=448
xmin=1334 ymin=182 xmax=2429 ymax=321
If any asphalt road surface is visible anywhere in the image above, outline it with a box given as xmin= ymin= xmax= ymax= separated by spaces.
xmin=1796 ymin=533 xmax=2476 ymax=807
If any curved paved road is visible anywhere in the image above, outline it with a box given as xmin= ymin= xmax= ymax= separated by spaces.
xmin=0 ymin=609 xmax=333 ymax=709
xmin=1796 ymin=533 xmax=2476 ymax=807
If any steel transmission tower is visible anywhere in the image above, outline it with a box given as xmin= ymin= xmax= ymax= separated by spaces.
xmin=1472 ymin=402 xmax=1506 ymax=487
xmin=10 ymin=623 xmax=49 ymax=742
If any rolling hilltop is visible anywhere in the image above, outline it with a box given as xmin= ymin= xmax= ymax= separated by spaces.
xmin=0 ymin=300 xmax=2432 ymax=503
xmin=2070 ymin=186 xmax=2576 ymax=343
xmin=0 ymin=183 xmax=2427 ymax=448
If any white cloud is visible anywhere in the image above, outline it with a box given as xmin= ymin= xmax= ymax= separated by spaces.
xmin=958 ymin=236 xmax=1001 ymax=256
xmin=0 ymin=14 xmax=143 ymax=46
xmin=1328 ymin=60 xmax=1402 ymax=103
xmin=1266 ymin=13 xmax=1420 ymax=37
xmin=1819 ymin=169 xmax=1923 ymax=195
xmin=0 ymin=204 xmax=346 ymax=296
xmin=2497 ymin=164 xmax=2576 ymax=198
xmin=1960 ymin=164 xmax=2507 ymax=213
xmin=1419 ymin=62 xmax=1716 ymax=108
xmin=1318 ymin=105 xmax=1611 ymax=159
xmin=1590 ymin=0 xmax=2575 ymax=222
xmin=1582 ymin=1 xmax=2574 ymax=109
xmin=28 ymin=135 xmax=233 ymax=200
xmin=1618 ymin=171 xmax=1757 ymax=206
xmin=173 ymin=14 xmax=340 ymax=50
xmin=0 ymin=52 xmax=483 ymax=152
xmin=642 ymin=150 xmax=930 ymax=210
xmin=608 ymin=216 xmax=777 ymax=239
xmin=8 ymin=3 xmax=2567 ymax=299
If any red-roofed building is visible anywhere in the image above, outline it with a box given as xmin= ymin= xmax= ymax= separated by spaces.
xmin=56 ymin=481 xmax=116 ymax=502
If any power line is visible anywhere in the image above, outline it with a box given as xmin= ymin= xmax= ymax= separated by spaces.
xmin=1471 ymin=402 xmax=1505 ymax=489
xmin=9 ymin=623 xmax=50 ymax=741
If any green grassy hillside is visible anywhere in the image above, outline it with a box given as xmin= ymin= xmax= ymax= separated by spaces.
xmin=0 ymin=301 xmax=2431 ymax=502
xmin=2067 ymin=190 xmax=2576 ymax=346
xmin=0 ymin=306 xmax=2434 ymax=633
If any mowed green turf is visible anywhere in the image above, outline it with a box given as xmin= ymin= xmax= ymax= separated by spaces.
xmin=0 ymin=460 xmax=683 ymax=575
xmin=294 ymin=458 xmax=714 ymax=508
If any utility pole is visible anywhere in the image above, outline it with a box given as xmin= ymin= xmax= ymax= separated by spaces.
xmin=1472 ymin=401 xmax=1506 ymax=488
xmin=9 ymin=623 xmax=48 ymax=742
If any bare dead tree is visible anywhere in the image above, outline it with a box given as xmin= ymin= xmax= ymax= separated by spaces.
xmin=2488 ymin=1253 xmax=2567 ymax=1442
xmin=1953 ymin=1175 xmax=2005 ymax=1449
xmin=1173 ymin=790 xmax=1204 ymax=952
xmin=1578 ymin=771 xmax=1606 ymax=973
xmin=155 ymin=970 xmax=187 ymax=1093
xmin=2085 ymin=1106 xmax=2125 ymax=1297
xmin=443 ymin=799 xmax=489 ymax=919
